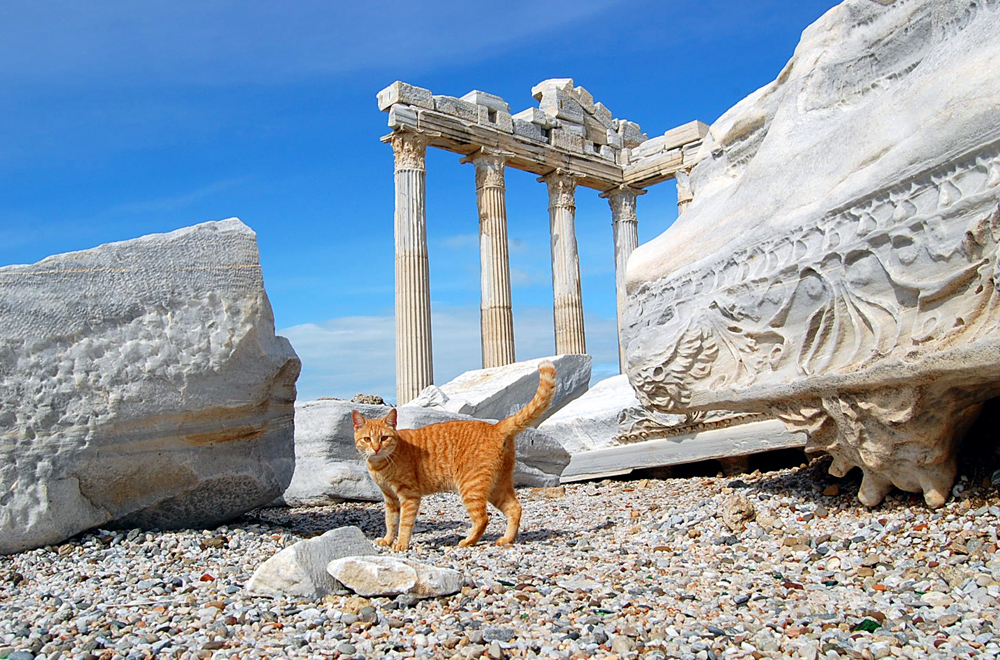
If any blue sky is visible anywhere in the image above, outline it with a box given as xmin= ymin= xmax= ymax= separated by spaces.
xmin=1 ymin=0 xmax=840 ymax=402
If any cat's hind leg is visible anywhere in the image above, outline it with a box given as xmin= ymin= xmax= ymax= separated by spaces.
xmin=490 ymin=481 xmax=522 ymax=546
xmin=458 ymin=482 xmax=490 ymax=547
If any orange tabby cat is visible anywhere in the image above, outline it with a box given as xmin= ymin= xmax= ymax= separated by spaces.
xmin=351 ymin=362 xmax=557 ymax=551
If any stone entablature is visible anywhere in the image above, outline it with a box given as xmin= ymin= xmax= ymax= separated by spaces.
xmin=378 ymin=79 xmax=707 ymax=192
xmin=379 ymin=78 xmax=707 ymax=403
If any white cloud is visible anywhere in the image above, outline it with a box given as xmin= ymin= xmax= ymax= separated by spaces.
xmin=279 ymin=303 xmax=621 ymax=404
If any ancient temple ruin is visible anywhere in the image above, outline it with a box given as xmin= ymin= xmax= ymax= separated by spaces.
xmin=378 ymin=78 xmax=708 ymax=403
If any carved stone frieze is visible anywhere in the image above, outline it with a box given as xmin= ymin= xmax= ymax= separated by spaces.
xmin=628 ymin=144 xmax=1000 ymax=413
xmin=772 ymin=385 xmax=984 ymax=508
xmin=623 ymin=0 xmax=1000 ymax=508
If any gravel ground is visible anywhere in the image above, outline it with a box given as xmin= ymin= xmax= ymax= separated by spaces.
xmin=2 ymin=456 xmax=999 ymax=660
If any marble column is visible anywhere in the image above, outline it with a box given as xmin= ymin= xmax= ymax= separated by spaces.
xmin=390 ymin=131 xmax=433 ymax=404
xmin=462 ymin=149 xmax=516 ymax=368
xmin=601 ymin=184 xmax=645 ymax=372
xmin=676 ymin=168 xmax=694 ymax=215
xmin=541 ymin=170 xmax=586 ymax=355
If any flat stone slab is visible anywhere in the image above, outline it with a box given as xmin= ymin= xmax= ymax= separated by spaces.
xmin=0 ymin=219 xmax=300 ymax=554
xmin=560 ymin=418 xmax=806 ymax=483
xmin=327 ymin=556 xmax=463 ymax=599
xmin=538 ymin=374 xmax=638 ymax=454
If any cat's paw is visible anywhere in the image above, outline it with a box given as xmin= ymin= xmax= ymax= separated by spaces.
xmin=458 ymin=538 xmax=477 ymax=547
xmin=391 ymin=541 xmax=410 ymax=551
xmin=495 ymin=537 xmax=515 ymax=546
xmin=375 ymin=537 xmax=393 ymax=547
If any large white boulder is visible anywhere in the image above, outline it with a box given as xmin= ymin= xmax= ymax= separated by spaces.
xmin=406 ymin=354 xmax=591 ymax=425
xmin=623 ymin=0 xmax=1000 ymax=508
xmin=0 ymin=219 xmax=300 ymax=554
xmin=280 ymin=400 xmax=570 ymax=505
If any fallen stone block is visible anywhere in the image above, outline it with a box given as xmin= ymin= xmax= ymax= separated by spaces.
xmin=246 ymin=526 xmax=376 ymax=599
xmin=623 ymin=0 xmax=1000 ymax=507
xmin=561 ymin=417 xmax=806 ymax=483
xmin=0 ymin=219 xmax=300 ymax=554
xmin=410 ymin=354 xmax=591 ymax=424
xmin=327 ymin=556 xmax=463 ymax=599
xmin=538 ymin=375 xmax=637 ymax=454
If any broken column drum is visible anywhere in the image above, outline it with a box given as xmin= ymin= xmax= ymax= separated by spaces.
xmin=391 ymin=131 xmax=434 ymax=405
xmin=465 ymin=148 xmax=516 ymax=369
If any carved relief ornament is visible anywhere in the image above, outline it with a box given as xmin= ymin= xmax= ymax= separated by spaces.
xmin=462 ymin=149 xmax=508 ymax=191
xmin=627 ymin=140 xmax=1000 ymax=415
xmin=390 ymin=131 xmax=430 ymax=171
xmin=541 ymin=171 xmax=578 ymax=210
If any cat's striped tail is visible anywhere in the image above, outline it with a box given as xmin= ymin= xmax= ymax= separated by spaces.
xmin=495 ymin=361 xmax=557 ymax=437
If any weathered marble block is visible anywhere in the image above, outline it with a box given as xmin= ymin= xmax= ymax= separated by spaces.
xmin=623 ymin=0 xmax=1000 ymax=508
xmin=0 ymin=219 xmax=300 ymax=553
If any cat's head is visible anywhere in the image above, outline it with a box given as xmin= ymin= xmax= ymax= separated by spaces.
xmin=351 ymin=408 xmax=399 ymax=461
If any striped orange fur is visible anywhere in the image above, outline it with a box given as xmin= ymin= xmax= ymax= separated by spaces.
xmin=352 ymin=361 xmax=557 ymax=551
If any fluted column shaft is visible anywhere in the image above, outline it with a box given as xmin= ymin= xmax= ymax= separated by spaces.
xmin=464 ymin=149 xmax=516 ymax=368
xmin=391 ymin=132 xmax=433 ymax=404
xmin=601 ymin=184 xmax=645 ymax=372
xmin=541 ymin=171 xmax=586 ymax=355
xmin=676 ymin=168 xmax=694 ymax=215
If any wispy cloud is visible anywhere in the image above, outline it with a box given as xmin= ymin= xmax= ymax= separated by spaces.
xmin=1 ymin=1 xmax=633 ymax=88
xmin=279 ymin=304 xmax=620 ymax=403
xmin=110 ymin=178 xmax=249 ymax=215
xmin=440 ymin=234 xmax=479 ymax=249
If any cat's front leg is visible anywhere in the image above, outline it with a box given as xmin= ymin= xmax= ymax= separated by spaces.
xmin=377 ymin=490 xmax=400 ymax=547
xmin=392 ymin=492 xmax=421 ymax=551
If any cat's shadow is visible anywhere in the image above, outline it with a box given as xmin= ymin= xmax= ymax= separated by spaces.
xmin=241 ymin=502 xmax=593 ymax=548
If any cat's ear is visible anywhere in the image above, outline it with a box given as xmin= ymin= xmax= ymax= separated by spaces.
xmin=351 ymin=410 xmax=366 ymax=430
xmin=385 ymin=408 xmax=398 ymax=428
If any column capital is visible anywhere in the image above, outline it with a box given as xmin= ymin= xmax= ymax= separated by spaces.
xmin=539 ymin=170 xmax=578 ymax=209
xmin=599 ymin=183 xmax=648 ymax=200
xmin=461 ymin=147 xmax=511 ymax=190
xmin=459 ymin=146 xmax=512 ymax=167
xmin=388 ymin=131 xmax=430 ymax=171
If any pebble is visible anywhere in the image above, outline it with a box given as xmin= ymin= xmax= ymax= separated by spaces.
xmin=1 ymin=459 xmax=998 ymax=659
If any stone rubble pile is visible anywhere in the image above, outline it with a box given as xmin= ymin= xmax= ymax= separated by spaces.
xmin=245 ymin=526 xmax=376 ymax=600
